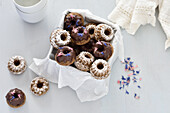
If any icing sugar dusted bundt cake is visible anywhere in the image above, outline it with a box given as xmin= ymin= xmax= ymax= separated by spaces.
xmin=30 ymin=77 xmax=49 ymax=96
xmin=8 ymin=56 xmax=27 ymax=75
xmin=74 ymin=51 xmax=94 ymax=71
xmin=5 ymin=88 xmax=26 ymax=108
xmin=86 ymin=24 xmax=96 ymax=39
xmin=50 ymin=29 xmax=71 ymax=48
xmin=90 ymin=59 xmax=111 ymax=80
xmin=95 ymin=24 xmax=114 ymax=41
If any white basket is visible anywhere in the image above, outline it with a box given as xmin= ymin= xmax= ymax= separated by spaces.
xmin=29 ymin=9 xmax=124 ymax=102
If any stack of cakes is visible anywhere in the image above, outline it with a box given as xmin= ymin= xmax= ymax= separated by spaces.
xmin=50 ymin=12 xmax=115 ymax=80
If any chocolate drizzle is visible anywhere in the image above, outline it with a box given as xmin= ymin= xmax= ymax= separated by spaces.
xmin=80 ymin=39 xmax=96 ymax=53
xmin=55 ymin=46 xmax=76 ymax=66
xmin=64 ymin=12 xmax=84 ymax=32
xmin=71 ymin=26 xmax=90 ymax=45
xmin=93 ymin=41 xmax=113 ymax=60
xmin=6 ymin=88 xmax=25 ymax=108
xmin=68 ymin=43 xmax=81 ymax=55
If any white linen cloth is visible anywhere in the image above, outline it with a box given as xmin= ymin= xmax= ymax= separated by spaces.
xmin=29 ymin=9 xmax=124 ymax=102
xmin=108 ymin=0 xmax=170 ymax=50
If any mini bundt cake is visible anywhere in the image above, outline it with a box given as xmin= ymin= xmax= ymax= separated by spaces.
xmin=95 ymin=24 xmax=114 ymax=41
xmin=90 ymin=59 xmax=111 ymax=80
xmin=55 ymin=46 xmax=76 ymax=66
xmin=93 ymin=41 xmax=114 ymax=60
xmin=8 ymin=56 xmax=27 ymax=75
xmin=71 ymin=26 xmax=90 ymax=45
xmin=50 ymin=29 xmax=71 ymax=48
xmin=75 ymin=51 xmax=94 ymax=71
xmin=64 ymin=12 xmax=84 ymax=32
xmin=30 ymin=77 xmax=49 ymax=96
xmin=5 ymin=88 xmax=26 ymax=108
xmin=86 ymin=24 xmax=96 ymax=39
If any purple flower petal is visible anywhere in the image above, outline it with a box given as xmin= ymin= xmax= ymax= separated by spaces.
xmin=126 ymin=90 xmax=129 ymax=94
xmin=138 ymin=86 xmax=141 ymax=88
xmin=127 ymin=57 xmax=131 ymax=61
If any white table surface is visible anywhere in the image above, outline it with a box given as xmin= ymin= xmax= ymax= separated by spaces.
xmin=1 ymin=0 xmax=170 ymax=113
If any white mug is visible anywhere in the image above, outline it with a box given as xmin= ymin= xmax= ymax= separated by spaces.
xmin=12 ymin=0 xmax=47 ymax=23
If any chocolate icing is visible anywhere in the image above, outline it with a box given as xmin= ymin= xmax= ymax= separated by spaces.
xmin=64 ymin=12 xmax=84 ymax=32
xmin=68 ymin=43 xmax=81 ymax=55
xmin=80 ymin=39 xmax=96 ymax=53
xmin=71 ymin=26 xmax=90 ymax=45
xmin=55 ymin=46 xmax=76 ymax=65
xmin=6 ymin=88 xmax=25 ymax=107
xmin=93 ymin=41 xmax=113 ymax=60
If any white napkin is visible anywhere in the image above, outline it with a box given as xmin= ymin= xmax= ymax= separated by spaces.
xmin=108 ymin=0 xmax=170 ymax=50
xmin=108 ymin=0 xmax=140 ymax=35
xmin=158 ymin=0 xmax=170 ymax=50
xmin=29 ymin=9 xmax=124 ymax=102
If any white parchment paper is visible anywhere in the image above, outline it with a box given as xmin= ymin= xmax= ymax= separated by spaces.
xmin=29 ymin=9 xmax=124 ymax=102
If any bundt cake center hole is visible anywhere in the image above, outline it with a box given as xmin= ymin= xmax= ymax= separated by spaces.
xmin=14 ymin=60 xmax=20 ymax=66
xmin=78 ymin=28 xmax=84 ymax=33
xmin=61 ymin=34 xmax=67 ymax=41
xmin=89 ymin=28 xmax=94 ymax=34
xmin=97 ymin=63 xmax=104 ymax=70
xmin=85 ymin=55 xmax=90 ymax=58
xmin=63 ymin=50 xmax=70 ymax=54
xmin=37 ymin=82 xmax=43 ymax=88
xmin=98 ymin=46 xmax=104 ymax=52
xmin=71 ymin=20 xmax=76 ymax=25
xmin=104 ymin=29 xmax=111 ymax=36
xmin=13 ymin=93 xmax=19 ymax=98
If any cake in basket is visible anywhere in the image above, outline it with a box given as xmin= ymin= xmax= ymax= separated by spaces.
xmin=49 ymin=12 xmax=115 ymax=80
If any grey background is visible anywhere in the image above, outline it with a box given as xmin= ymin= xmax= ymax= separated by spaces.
xmin=1 ymin=0 xmax=170 ymax=113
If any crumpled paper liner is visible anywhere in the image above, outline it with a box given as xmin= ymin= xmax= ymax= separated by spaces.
xmin=29 ymin=9 xmax=124 ymax=102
